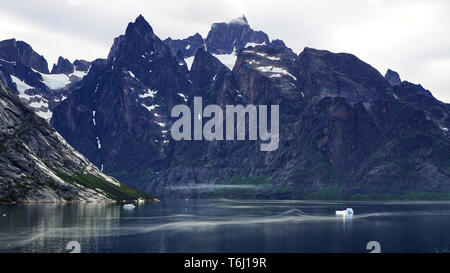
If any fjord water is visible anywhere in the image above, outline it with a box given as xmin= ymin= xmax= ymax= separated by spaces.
xmin=1 ymin=200 xmax=450 ymax=253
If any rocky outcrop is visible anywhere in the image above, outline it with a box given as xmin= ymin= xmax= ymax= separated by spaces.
xmin=0 ymin=81 xmax=156 ymax=203
xmin=51 ymin=56 xmax=74 ymax=74
xmin=73 ymin=59 xmax=91 ymax=71
xmin=385 ymin=69 xmax=402 ymax=86
xmin=0 ymin=39 xmax=49 ymax=73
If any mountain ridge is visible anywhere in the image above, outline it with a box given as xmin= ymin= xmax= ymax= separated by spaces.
xmin=2 ymin=15 xmax=449 ymax=200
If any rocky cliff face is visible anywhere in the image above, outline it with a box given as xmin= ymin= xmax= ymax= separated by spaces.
xmin=50 ymin=15 xmax=450 ymax=199
xmin=0 ymin=81 xmax=156 ymax=203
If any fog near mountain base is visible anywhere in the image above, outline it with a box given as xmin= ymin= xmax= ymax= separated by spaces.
xmin=0 ymin=0 xmax=449 ymax=102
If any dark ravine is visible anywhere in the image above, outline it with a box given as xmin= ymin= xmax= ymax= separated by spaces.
xmin=0 ymin=81 xmax=157 ymax=203
xmin=5 ymin=14 xmax=444 ymax=200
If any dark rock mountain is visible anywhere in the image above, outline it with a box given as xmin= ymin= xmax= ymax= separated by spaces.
xmin=163 ymin=15 xmax=270 ymax=59
xmin=0 ymin=81 xmax=156 ymax=203
xmin=0 ymin=39 xmax=89 ymax=120
xmin=51 ymin=56 xmax=74 ymax=74
xmin=51 ymin=15 xmax=191 ymax=190
xmin=51 ymin=15 xmax=450 ymax=199
xmin=205 ymin=15 xmax=269 ymax=54
xmin=164 ymin=33 xmax=205 ymax=58
xmin=0 ymin=38 xmax=49 ymax=73
xmin=297 ymin=48 xmax=393 ymax=103
xmin=73 ymin=59 xmax=91 ymax=71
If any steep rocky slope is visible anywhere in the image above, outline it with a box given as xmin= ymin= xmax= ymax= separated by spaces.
xmin=0 ymin=81 xmax=156 ymax=203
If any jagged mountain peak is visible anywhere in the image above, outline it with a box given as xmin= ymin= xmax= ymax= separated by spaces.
xmin=51 ymin=56 xmax=74 ymax=74
xmin=385 ymin=69 xmax=402 ymax=86
xmin=126 ymin=14 xmax=155 ymax=37
xmin=229 ymin=15 xmax=249 ymax=25
xmin=107 ymin=15 xmax=168 ymax=64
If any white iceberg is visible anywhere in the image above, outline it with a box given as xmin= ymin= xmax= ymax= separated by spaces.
xmin=336 ymin=208 xmax=354 ymax=216
xmin=123 ymin=204 xmax=135 ymax=209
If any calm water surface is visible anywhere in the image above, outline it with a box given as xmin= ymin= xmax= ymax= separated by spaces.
xmin=1 ymin=199 xmax=450 ymax=253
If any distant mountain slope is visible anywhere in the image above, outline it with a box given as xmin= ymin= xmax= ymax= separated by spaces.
xmin=0 ymin=81 xmax=156 ymax=203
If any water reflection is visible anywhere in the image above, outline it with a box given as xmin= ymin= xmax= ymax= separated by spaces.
xmin=1 ymin=200 xmax=450 ymax=253
xmin=0 ymin=203 xmax=120 ymax=252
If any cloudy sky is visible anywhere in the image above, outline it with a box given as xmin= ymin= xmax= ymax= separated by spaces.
xmin=1 ymin=0 xmax=449 ymax=102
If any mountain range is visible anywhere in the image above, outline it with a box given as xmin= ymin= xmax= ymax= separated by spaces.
xmin=1 ymin=15 xmax=450 ymax=200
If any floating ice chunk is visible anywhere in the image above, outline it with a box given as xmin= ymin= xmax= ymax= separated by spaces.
xmin=336 ymin=208 xmax=354 ymax=216
xmin=123 ymin=204 xmax=135 ymax=209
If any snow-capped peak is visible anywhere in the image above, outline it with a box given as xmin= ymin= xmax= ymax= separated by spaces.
xmin=229 ymin=15 xmax=248 ymax=26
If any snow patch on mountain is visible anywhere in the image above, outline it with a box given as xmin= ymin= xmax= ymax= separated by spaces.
xmin=139 ymin=89 xmax=157 ymax=98
xmin=10 ymin=75 xmax=33 ymax=92
xmin=212 ymin=53 xmax=237 ymax=70
xmin=37 ymin=71 xmax=71 ymax=90
xmin=185 ymin=56 xmax=195 ymax=70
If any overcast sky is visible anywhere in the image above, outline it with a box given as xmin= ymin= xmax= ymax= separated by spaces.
xmin=1 ymin=0 xmax=449 ymax=102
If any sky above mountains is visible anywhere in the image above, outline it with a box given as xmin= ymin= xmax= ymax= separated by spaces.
xmin=1 ymin=0 xmax=449 ymax=102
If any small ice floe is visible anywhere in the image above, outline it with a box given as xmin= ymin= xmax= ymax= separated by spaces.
xmin=336 ymin=208 xmax=354 ymax=216
xmin=123 ymin=204 xmax=135 ymax=209
xmin=1 ymin=213 xmax=6 ymax=217
xmin=137 ymin=198 xmax=145 ymax=204
xmin=185 ymin=198 xmax=189 ymax=202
